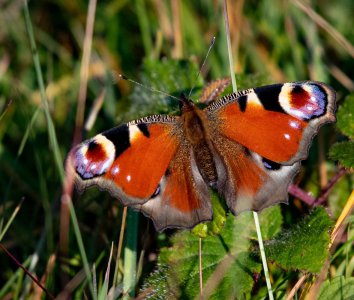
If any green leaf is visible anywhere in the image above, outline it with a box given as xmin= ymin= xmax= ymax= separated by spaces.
xmin=265 ymin=208 xmax=333 ymax=273
xmin=318 ymin=276 xmax=354 ymax=300
xmin=337 ymin=94 xmax=354 ymax=138
xmin=126 ymin=59 xmax=203 ymax=120
xmin=329 ymin=141 xmax=354 ymax=168
xmin=98 ymin=281 xmax=108 ymax=300
xmin=257 ymin=205 xmax=283 ymax=240
xmin=192 ymin=191 xmax=227 ymax=237
xmin=142 ymin=206 xmax=282 ymax=299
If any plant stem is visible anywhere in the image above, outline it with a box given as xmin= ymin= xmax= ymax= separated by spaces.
xmin=199 ymin=237 xmax=203 ymax=295
xmin=253 ymin=212 xmax=274 ymax=300
xmin=123 ymin=209 xmax=139 ymax=299
xmin=223 ymin=0 xmax=237 ymax=92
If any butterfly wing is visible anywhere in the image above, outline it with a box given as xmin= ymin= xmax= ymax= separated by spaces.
xmin=209 ymin=134 xmax=301 ymax=213
xmin=208 ymin=81 xmax=336 ymax=164
xmin=68 ymin=116 xmax=212 ymax=231
xmin=207 ymin=81 xmax=336 ymax=213
xmin=132 ymin=141 xmax=212 ymax=231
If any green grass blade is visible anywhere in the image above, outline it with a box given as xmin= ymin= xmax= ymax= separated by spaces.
xmin=223 ymin=0 xmax=237 ymax=92
xmin=135 ymin=0 xmax=153 ymax=57
xmin=68 ymin=199 xmax=96 ymax=299
xmin=23 ymin=0 xmax=64 ymax=181
xmin=223 ymin=1 xmax=273 ymax=299
xmin=17 ymin=106 xmax=40 ymax=156
xmin=0 ymin=200 xmax=23 ymax=241
xmin=123 ymin=209 xmax=139 ymax=299
xmin=253 ymin=211 xmax=274 ymax=300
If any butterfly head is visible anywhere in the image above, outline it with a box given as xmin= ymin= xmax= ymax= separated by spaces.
xmin=179 ymin=93 xmax=196 ymax=113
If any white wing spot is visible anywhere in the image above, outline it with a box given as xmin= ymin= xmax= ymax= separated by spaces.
xmin=83 ymin=158 xmax=88 ymax=165
xmin=284 ymin=133 xmax=290 ymax=140
xmin=289 ymin=120 xmax=300 ymax=129
xmin=310 ymin=96 xmax=317 ymax=103
xmin=126 ymin=175 xmax=131 ymax=182
xmin=90 ymin=164 xmax=97 ymax=170
xmin=306 ymin=104 xmax=314 ymax=111
xmin=112 ymin=166 xmax=120 ymax=175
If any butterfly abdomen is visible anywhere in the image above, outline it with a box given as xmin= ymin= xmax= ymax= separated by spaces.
xmin=181 ymin=101 xmax=218 ymax=186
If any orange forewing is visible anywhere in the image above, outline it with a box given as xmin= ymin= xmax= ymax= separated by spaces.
xmin=104 ymin=124 xmax=178 ymax=199
xmin=218 ymin=102 xmax=307 ymax=163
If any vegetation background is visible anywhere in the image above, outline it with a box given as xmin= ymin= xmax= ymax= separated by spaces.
xmin=0 ymin=0 xmax=353 ymax=299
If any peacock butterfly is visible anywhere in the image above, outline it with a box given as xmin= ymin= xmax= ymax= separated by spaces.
xmin=67 ymin=80 xmax=336 ymax=231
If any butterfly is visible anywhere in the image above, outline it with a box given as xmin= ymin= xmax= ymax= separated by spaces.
xmin=67 ymin=81 xmax=336 ymax=231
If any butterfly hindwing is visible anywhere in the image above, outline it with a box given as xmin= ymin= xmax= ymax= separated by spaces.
xmin=211 ymin=134 xmax=301 ymax=213
xmin=133 ymin=142 xmax=213 ymax=231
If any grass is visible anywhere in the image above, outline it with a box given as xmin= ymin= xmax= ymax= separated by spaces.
xmin=0 ymin=0 xmax=353 ymax=299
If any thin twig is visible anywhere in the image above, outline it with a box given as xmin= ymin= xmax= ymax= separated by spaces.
xmin=84 ymin=88 xmax=106 ymax=131
xmin=288 ymin=184 xmax=316 ymax=205
xmin=73 ymin=0 xmax=97 ymax=145
xmin=288 ymin=167 xmax=348 ymax=206
xmin=314 ymin=167 xmax=347 ymax=205
xmin=0 ymin=243 xmax=55 ymax=300
xmin=285 ymin=273 xmax=307 ymax=300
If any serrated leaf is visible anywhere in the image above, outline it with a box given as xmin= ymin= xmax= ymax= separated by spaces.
xmin=318 ymin=276 xmax=354 ymax=300
xmin=140 ymin=265 xmax=172 ymax=300
xmin=265 ymin=208 xmax=333 ymax=273
xmin=337 ymin=94 xmax=354 ymax=138
xmin=329 ymin=141 xmax=354 ymax=168
xmin=142 ymin=206 xmax=282 ymax=299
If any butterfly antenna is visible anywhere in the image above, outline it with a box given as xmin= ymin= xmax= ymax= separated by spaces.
xmin=188 ymin=36 xmax=216 ymax=98
xmin=113 ymin=71 xmax=181 ymax=102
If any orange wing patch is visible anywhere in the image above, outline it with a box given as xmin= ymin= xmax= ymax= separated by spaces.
xmin=218 ymin=102 xmax=307 ymax=163
xmin=164 ymin=160 xmax=201 ymax=212
xmin=133 ymin=145 xmax=213 ymax=231
xmin=211 ymin=136 xmax=266 ymax=213
xmin=105 ymin=124 xmax=179 ymax=199
xmin=228 ymin=151 xmax=264 ymax=196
